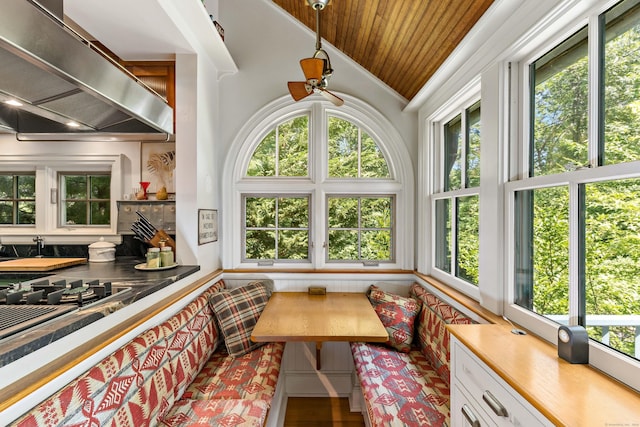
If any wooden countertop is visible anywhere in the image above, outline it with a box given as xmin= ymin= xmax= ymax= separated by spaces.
xmin=448 ymin=324 xmax=640 ymax=426
xmin=251 ymin=292 xmax=388 ymax=343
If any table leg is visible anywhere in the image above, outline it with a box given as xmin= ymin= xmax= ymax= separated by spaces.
xmin=316 ymin=342 xmax=322 ymax=370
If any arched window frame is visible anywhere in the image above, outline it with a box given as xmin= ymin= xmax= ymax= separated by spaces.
xmin=223 ymin=95 xmax=414 ymax=270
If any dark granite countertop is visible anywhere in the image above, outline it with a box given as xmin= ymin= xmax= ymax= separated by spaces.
xmin=0 ymin=257 xmax=200 ymax=367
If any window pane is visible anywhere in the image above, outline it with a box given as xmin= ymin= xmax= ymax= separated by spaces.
xmin=64 ymin=176 xmax=87 ymax=199
xmin=328 ymin=230 xmax=358 ymax=260
xmin=585 ymin=178 xmax=640 ymax=358
xmin=361 ymin=197 xmax=391 ymax=228
xmin=278 ymin=197 xmax=308 ymax=228
xmin=361 ymin=131 xmax=390 ymax=178
xmin=328 ymin=117 xmax=359 ymax=177
xmin=466 ymin=102 xmax=481 ymax=188
xmin=531 ymin=28 xmax=589 ymax=176
xmin=278 ymin=230 xmax=308 ymax=259
xmin=245 ymin=197 xmax=276 ymax=227
xmin=17 ymin=201 xmax=35 ymax=225
xmin=90 ymin=176 xmax=110 ymax=199
xmin=247 ymin=130 xmax=276 ymax=176
xmin=64 ymin=201 xmax=87 ymax=225
xmin=328 ymin=116 xmax=390 ymax=179
xmin=328 ymin=197 xmax=358 ymax=228
xmin=603 ymin=0 xmax=640 ymax=165
xmin=278 ymin=116 xmax=309 ymax=176
xmin=457 ymin=195 xmax=479 ymax=285
xmin=435 ymin=198 xmax=451 ymax=273
xmin=0 ymin=176 xmax=11 ymax=198
xmin=515 ymin=187 xmax=569 ymax=315
xmin=246 ymin=116 xmax=309 ymax=177
xmin=246 ymin=230 xmax=276 ymax=259
xmin=90 ymin=201 xmax=110 ymax=225
xmin=444 ymin=115 xmax=462 ymax=190
xmin=361 ymin=230 xmax=391 ymax=260
xmin=0 ymin=202 xmax=11 ymax=224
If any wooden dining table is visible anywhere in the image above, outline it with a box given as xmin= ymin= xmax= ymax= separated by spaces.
xmin=251 ymin=292 xmax=388 ymax=369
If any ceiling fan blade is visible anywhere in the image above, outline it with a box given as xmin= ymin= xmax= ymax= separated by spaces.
xmin=288 ymin=81 xmax=313 ymax=101
xmin=300 ymin=58 xmax=324 ymax=82
xmin=319 ymin=89 xmax=344 ymax=106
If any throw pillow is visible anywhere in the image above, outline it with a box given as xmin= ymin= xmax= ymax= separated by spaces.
xmin=209 ymin=281 xmax=271 ymax=357
xmin=367 ymin=285 xmax=422 ymax=352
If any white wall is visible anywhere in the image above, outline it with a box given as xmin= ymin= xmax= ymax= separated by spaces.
xmin=0 ymin=136 xmax=140 ymax=191
xmin=218 ymin=0 xmax=418 ymax=172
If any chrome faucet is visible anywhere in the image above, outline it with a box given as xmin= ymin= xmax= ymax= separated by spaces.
xmin=33 ymin=235 xmax=45 ymax=258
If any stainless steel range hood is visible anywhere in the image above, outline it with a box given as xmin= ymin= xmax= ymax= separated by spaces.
xmin=0 ymin=0 xmax=173 ymax=141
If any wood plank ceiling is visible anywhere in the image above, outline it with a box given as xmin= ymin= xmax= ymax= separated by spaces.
xmin=273 ymin=0 xmax=495 ymax=101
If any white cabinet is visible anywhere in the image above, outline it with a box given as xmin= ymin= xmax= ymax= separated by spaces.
xmin=451 ymin=336 xmax=552 ymax=427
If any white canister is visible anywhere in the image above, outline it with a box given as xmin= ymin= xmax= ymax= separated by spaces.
xmin=88 ymin=237 xmax=116 ymax=262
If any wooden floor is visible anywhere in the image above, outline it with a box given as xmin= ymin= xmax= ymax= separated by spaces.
xmin=283 ymin=397 xmax=365 ymax=427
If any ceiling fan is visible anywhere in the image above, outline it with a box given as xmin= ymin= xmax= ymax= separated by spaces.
xmin=287 ymin=0 xmax=344 ymax=106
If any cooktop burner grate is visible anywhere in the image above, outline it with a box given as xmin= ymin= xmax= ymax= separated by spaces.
xmin=0 ymin=305 xmax=76 ymax=340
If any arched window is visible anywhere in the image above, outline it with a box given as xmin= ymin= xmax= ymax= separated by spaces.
xmin=224 ymin=96 xmax=413 ymax=270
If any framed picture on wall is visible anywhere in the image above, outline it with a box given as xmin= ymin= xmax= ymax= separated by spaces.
xmin=198 ymin=209 xmax=218 ymax=245
xmin=141 ymin=142 xmax=176 ymax=195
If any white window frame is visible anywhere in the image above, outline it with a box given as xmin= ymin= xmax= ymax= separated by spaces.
xmin=0 ymin=154 xmax=123 ymax=245
xmin=504 ymin=0 xmax=640 ymax=392
xmin=426 ymin=80 xmax=482 ymax=299
xmin=223 ymin=95 xmax=414 ymax=270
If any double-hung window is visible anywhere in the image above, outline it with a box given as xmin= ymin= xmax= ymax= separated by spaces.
xmin=433 ymin=100 xmax=481 ymax=288
xmin=508 ymin=0 xmax=640 ymax=378
xmin=231 ymin=98 xmax=411 ymax=269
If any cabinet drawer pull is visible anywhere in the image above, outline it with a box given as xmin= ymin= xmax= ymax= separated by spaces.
xmin=482 ymin=390 xmax=508 ymax=417
xmin=461 ymin=404 xmax=481 ymax=427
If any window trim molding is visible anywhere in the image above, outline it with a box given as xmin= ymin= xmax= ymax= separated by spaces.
xmin=223 ymin=94 xmax=414 ymax=270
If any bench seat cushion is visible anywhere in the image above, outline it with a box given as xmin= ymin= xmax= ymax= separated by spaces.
xmin=160 ymin=398 xmax=269 ymax=426
xmin=409 ymin=284 xmax=473 ymax=386
xmin=181 ymin=342 xmax=284 ymax=404
xmin=351 ymin=342 xmax=450 ymax=427
xmin=14 ymin=325 xmax=176 ymax=427
xmin=161 ymin=281 xmax=226 ymax=399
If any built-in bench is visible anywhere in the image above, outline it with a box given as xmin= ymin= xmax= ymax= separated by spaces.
xmin=351 ymin=282 xmax=474 ymax=427
xmin=10 ymin=280 xmax=284 ymax=427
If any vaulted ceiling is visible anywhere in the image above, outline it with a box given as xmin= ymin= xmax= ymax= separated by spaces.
xmin=272 ymin=0 xmax=495 ymax=101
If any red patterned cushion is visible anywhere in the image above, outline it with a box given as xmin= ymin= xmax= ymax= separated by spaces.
xmin=161 ymin=280 xmax=226 ymax=399
xmin=367 ymin=285 xmax=422 ymax=352
xmin=410 ymin=283 xmax=473 ymax=386
xmin=161 ymin=399 xmax=268 ymax=426
xmin=209 ymin=281 xmax=271 ymax=358
xmin=182 ymin=342 xmax=284 ymax=404
xmin=14 ymin=326 xmax=176 ymax=427
xmin=351 ymin=342 xmax=450 ymax=427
